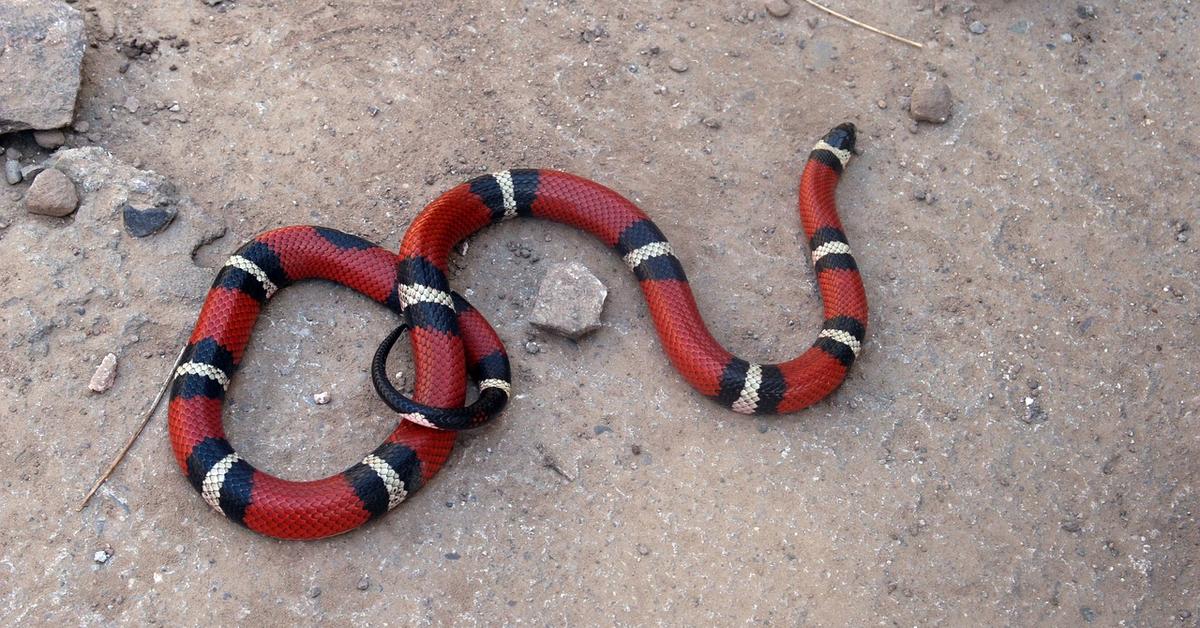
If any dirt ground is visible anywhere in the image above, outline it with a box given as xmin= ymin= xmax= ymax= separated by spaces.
xmin=1 ymin=0 xmax=1197 ymax=625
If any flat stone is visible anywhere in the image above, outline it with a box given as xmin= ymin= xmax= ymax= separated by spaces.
xmin=0 ymin=0 xmax=86 ymax=133
xmin=529 ymin=262 xmax=607 ymax=339
xmin=24 ymin=168 xmax=78 ymax=217
xmin=88 ymin=353 xmax=118 ymax=393
xmin=909 ymin=79 xmax=953 ymax=124
xmin=32 ymin=129 xmax=66 ymax=149
xmin=668 ymin=57 xmax=689 ymax=73
xmin=122 ymin=203 xmax=177 ymax=237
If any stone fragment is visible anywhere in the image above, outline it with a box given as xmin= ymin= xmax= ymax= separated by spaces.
xmin=909 ymin=79 xmax=953 ymax=124
xmin=88 ymin=353 xmax=118 ymax=393
xmin=529 ymin=262 xmax=607 ymax=339
xmin=668 ymin=57 xmax=689 ymax=72
xmin=313 ymin=391 xmax=331 ymax=405
xmin=122 ymin=203 xmax=177 ymax=237
xmin=0 ymin=0 xmax=86 ymax=133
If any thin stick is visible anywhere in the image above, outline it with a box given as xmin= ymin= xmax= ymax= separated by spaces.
xmin=800 ymin=0 xmax=924 ymax=49
xmin=77 ymin=345 xmax=186 ymax=512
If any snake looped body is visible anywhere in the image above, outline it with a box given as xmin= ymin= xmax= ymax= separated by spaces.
xmin=168 ymin=124 xmax=868 ymax=539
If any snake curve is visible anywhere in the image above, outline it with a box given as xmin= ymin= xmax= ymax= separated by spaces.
xmin=167 ymin=123 xmax=868 ymax=539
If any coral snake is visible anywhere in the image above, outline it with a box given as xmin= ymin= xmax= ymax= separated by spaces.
xmin=168 ymin=123 xmax=868 ymax=539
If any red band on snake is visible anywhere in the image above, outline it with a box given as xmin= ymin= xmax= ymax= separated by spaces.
xmin=168 ymin=123 xmax=868 ymax=539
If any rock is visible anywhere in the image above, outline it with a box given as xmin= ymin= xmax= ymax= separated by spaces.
xmin=524 ymin=340 xmax=541 ymax=355
xmin=529 ymin=262 xmax=607 ymax=339
xmin=24 ymin=168 xmax=79 ymax=217
xmin=21 ymin=163 xmax=46 ymax=180
xmin=306 ymin=586 xmax=321 ymax=599
xmin=93 ymin=549 xmax=111 ymax=564
xmin=88 ymin=353 xmax=118 ymax=392
xmin=122 ymin=203 xmax=177 ymax=237
xmin=968 ymin=20 xmax=987 ymax=34
xmin=1077 ymin=4 xmax=1097 ymax=19
xmin=4 ymin=160 xmax=22 ymax=185
xmin=668 ymin=57 xmax=689 ymax=72
xmin=5 ymin=147 xmax=21 ymax=160
xmin=765 ymin=0 xmax=791 ymax=18
xmin=0 ymin=0 xmax=86 ymax=133
xmin=909 ymin=79 xmax=953 ymax=123
xmin=123 ymin=96 xmax=140 ymax=114
xmin=33 ymin=129 xmax=67 ymax=149
xmin=313 ymin=391 xmax=331 ymax=405
xmin=355 ymin=576 xmax=370 ymax=591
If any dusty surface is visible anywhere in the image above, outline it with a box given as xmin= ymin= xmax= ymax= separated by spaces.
xmin=1 ymin=0 xmax=1197 ymax=625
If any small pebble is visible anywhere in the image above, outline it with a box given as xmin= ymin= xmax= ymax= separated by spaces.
xmin=1077 ymin=4 xmax=1097 ymax=19
xmin=73 ymin=120 xmax=90 ymax=133
xmin=307 ymin=586 xmax=322 ymax=599
xmin=356 ymin=576 xmax=370 ymax=591
xmin=765 ymin=0 xmax=791 ymax=18
xmin=968 ymin=20 xmax=987 ymax=34
xmin=631 ymin=444 xmax=642 ymax=455
xmin=93 ymin=550 xmax=111 ymax=564
xmin=444 ymin=552 xmax=461 ymax=560
xmin=636 ymin=544 xmax=651 ymax=556
xmin=313 ymin=391 xmax=331 ymax=405
xmin=909 ymin=79 xmax=953 ymax=124
xmin=4 ymin=159 xmax=22 ymax=185
xmin=88 ymin=353 xmax=118 ymax=393
xmin=24 ymin=168 xmax=79 ymax=217
xmin=876 ymin=99 xmax=888 ymax=109
xmin=4 ymin=147 xmax=20 ymax=160
xmin=33 ymin=129 xmax=66 ymax=149
xmin=668 ymin=57 xmax=689 ymax=73
xmin=524 ymin=341 xmax=541 ymax=355
xmin=123 ymin=96 xmax=140 ymax=113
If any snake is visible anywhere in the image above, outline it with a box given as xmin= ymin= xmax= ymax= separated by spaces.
xmin=167 ymin=123 xmax=868 ymax=539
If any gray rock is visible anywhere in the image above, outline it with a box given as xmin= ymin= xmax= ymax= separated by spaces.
xmin=4 ymin=159 xmax=22 ymax=185
xmin=668 ymin=57 xmax=689 ymax=73
xmin=1077 ymin=4 xmax=1097 ymax=19
xmin=122 ymin=203 xmax=177 ymax=237
xmin=0 ymin=0 xmax=86 ymax=133
xmin=21 ymin=163 xmax=46 ymax=180
xmin=909 ymin=79 xmax=953 ymax=124
xmin=32 ymin=129 xmax=66 ymax=149
xmin=529 ymin=262 xmax=607 ymax=339
xmin=24 ymin=168 xmax=78 ymax=216
xmin=968 ymin=20 xmax=987 ymax=34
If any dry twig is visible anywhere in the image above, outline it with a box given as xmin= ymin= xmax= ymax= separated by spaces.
xmin=77 ymin=346 xmax=186 ymax=511
xmin=800 ymin=0 xmax=924 ymax=49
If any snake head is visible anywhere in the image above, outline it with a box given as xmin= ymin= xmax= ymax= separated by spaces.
xmin=822 ymin=123 xmax=858 ymax=154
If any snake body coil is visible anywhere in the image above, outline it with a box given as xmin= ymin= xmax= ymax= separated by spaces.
xmin=168 ymin=124 xmax=868 ymax=539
